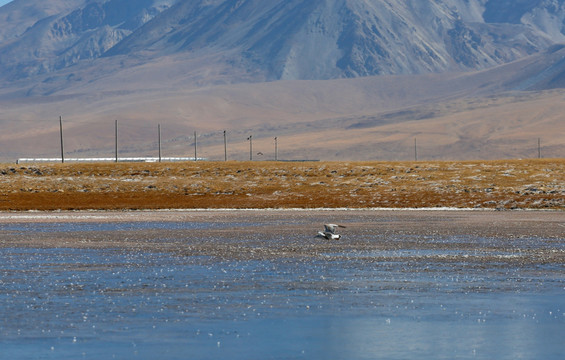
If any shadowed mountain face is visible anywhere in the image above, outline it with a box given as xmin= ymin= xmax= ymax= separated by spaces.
xmin=483 ymin=0 xmax=542 ymax=24
xmin=0 ymin=0 xmax=175 ymax=80
xmin=1 ymin=0 xmax=565 ymax=82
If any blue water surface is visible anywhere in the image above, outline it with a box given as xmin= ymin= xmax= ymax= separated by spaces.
xmin=0 ymin=218 xmax=564 ymax=359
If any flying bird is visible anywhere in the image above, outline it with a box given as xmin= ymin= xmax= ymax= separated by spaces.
xmin=317 ymin=223 xmax=346 ymax=240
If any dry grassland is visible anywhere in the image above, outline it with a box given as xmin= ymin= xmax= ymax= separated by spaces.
xmin=0 ymin=159 xmax=563 ymax=211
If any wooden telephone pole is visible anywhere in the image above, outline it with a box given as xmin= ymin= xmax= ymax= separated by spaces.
xmin=115 ymin=120 xmax=118 ymax=163
xmin=59 ymin=116 xmax=64 ymax=163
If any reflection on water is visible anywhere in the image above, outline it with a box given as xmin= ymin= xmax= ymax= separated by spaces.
xmin=0 ymin=217 xmax=564 ymax=359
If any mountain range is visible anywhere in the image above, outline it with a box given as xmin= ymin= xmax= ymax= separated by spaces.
xmin=0 ymin=0 xmax=564 ymax=161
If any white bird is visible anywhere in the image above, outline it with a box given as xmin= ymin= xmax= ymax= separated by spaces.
xmin=317 ymin=223 xmax=346 ymax=240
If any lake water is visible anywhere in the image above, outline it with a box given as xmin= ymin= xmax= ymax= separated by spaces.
xmin=0 ymin=211 xmax=563 ymax=359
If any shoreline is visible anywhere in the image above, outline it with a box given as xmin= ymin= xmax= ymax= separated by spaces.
xmin=1 ymin=206 xmax=563 ymax=216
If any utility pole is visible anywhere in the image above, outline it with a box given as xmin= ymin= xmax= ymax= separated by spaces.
xmin=158 ymin=124 xmax=162 ymax=162
xmin=59 ymin=116 xmax=64 ymax=163
xmin=194 ymin=131 xmax=197 ymax=161
xmin=274 ymin=136 xmax=278 ymax=161
xmin=224 ymin=130 xmax=227 ymax=161
xmin=414 ymin=137 xmax=418 ymax=161
xmin=538 ymin=138 xmax=541 ymax=159
xmin=115 ymin=120 xmax=118 ymax=163
xmin=247 ymin=135 xmax=253 ymax=161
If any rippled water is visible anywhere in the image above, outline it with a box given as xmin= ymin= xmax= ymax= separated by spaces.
xmin=0 ymin=215 xmax=564 ymax=359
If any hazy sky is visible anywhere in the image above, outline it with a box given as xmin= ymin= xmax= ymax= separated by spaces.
xmin=0 ymin=0 xmax=12 ymax=7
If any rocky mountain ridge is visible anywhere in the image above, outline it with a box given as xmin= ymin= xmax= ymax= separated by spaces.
xmin=1 ymin=0 xmax=565 ymax=83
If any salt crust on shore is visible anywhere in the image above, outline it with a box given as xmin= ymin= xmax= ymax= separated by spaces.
xmin=0 ymin=207 xmax=498 ymax=220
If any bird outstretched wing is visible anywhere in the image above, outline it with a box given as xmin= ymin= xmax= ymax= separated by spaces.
xmin=324 ymin=224 xmax=346 ymax=234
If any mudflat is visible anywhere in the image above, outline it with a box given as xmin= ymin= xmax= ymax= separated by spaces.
xmin=1 ymin=210 xmax=563 ymax=265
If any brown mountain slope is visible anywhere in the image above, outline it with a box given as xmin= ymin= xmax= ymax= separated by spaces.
xmin=1 ymin=47 xmax=565 ymax=161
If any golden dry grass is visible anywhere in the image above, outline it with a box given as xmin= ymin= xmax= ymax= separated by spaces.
xmin=0 ymin=159 xmax=563 ymax=211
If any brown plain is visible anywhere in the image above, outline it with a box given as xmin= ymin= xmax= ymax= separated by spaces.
xmin=1 ymin=159 xmax=563 ymax=211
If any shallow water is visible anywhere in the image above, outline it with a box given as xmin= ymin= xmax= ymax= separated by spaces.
xmin=0 ymin=220 xmax=258 ymax=233
xmin=0 ymin=213 xmax=564 ymax=359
